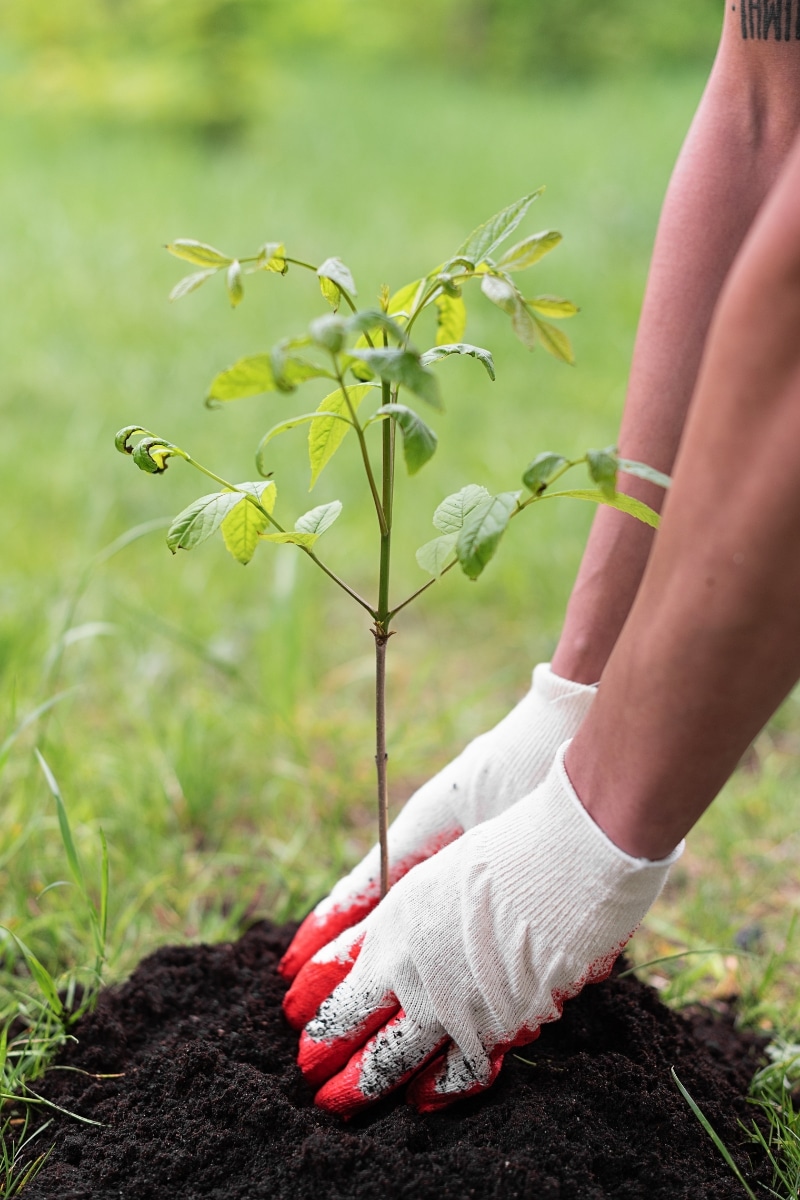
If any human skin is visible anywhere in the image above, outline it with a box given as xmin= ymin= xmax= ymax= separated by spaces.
xmin=552 ymin=0 xmax=800 ymax=685
xmin=567 ymin=117 xmax=800 ymax=859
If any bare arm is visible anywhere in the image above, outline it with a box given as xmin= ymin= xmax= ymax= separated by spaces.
xmin=567 ymin=121 xmax=800 ymax=858
xmin=552 ymin=2 xmax=800 ymax=683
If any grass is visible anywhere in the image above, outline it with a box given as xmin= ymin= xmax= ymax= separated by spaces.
xmin=0 ymin=57 xmax=799 ymax=1195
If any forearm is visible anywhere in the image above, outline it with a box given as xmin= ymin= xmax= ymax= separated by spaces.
xmin=567 ymin=126 xmax=800 ymax=858
xmin=553 ymin=7 xmax=800 ymax=683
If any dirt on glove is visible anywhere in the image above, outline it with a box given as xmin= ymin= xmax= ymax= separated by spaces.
xmin=17 ymin=919 xmax=770 ymax=1200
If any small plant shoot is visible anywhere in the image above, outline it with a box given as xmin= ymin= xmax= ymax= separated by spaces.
xmin=117 ymin=192 xmax=669 ymax=897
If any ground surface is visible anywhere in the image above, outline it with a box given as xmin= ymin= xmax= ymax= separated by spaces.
xmin=20 ymin=920 xmax=769 ymax=1200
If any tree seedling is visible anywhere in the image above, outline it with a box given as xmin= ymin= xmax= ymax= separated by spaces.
xmin=116 ymin=190 xmax=669 ymax=897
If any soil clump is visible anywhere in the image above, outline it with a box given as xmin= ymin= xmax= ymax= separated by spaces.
xmin=19 ymin=920 xmax=769 ymax=1199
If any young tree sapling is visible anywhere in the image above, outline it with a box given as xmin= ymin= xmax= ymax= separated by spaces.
xmin=116 ymin=191 xmax=669 ymax=898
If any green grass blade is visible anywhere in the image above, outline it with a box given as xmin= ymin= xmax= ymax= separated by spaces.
xmin=617 ymin=948 xmax=752 ymax=979
xmin=0 ymin=930 xmax=63 ymax=1019
xmin=671 ymin=1068 xmax=757 ymax=1199
xmin=99 ymin=828 xmax=109 ymax=952
xmin=35 ymin=750 xmax=85 ymax=892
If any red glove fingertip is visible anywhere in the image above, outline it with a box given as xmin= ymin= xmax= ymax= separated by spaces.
xmin=297 ymin=996 xmax=400 ymax=1089
xmin=283 ymin=943 xmax=362 ymax=1031
xmin=279 ymin=902 xmax=373 ymax=980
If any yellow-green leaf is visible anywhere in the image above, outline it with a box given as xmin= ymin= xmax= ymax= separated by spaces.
xmin=257 ymin=241 xmax=287 ymax=273
xmin=166 ymin=239 xmax=231 ymax=267
xmin=221 ymin=482 xmax=276 ymax=565
xmin=527 ymin=295 xmax=579 ymax=319
xmin=261 ymin=531 xmax=318 ymax=548
xmin=533 ymin=316 xmax=575 ymax=365
xmin=319 ymin=275 xmax=341 ymax=311
xmin=539 ymin=488 xmax=660 ymax=529
xmin=308 ymin=384 xmax=374 ymax=489
xmin=435 ymin=292 xmax=467 ymax=346
xmin=387 ymin=278 xmax=424 ymax=320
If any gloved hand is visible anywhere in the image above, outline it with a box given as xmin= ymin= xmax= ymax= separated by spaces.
xmin=279 ymin=664 xmax=596 ymax=980
xmin=283 ymin=745 xmax=682 ymax=1117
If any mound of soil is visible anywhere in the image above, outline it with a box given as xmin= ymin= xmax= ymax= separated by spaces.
xmin=19 ymin=920 xmax=769 ymax=1199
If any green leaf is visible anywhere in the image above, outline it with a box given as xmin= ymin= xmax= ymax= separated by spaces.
xmin=539 ymin=487 xmax=660 ymax=529
xmin=256 ymin=241 xmax=287 ymax=274
xmin=208 ymin=355 xmax=276 ymax=402
xmin=346 ymin=309 xmax=407 ymax=344
xmin=261 ymin=531 xmax=318 ymax=548
xmin=587 ymin=447 xmax=619 ymax=498
xmin=522 ymin=452 xmax=569 ymax=494
xmin=309 ymin=383 xmax=374 ymax=488
xmin=166 ymin=239 xmax=231 ymax=268
xmin=456 ymin=190 xmax=544 ymax=265
xmin=295 ymin=500 xmax=343 ymax=537
xmin=167 ymin=491 xmax=245 ymax=553
xmin=511 ymin=301 xmax=538 ymax=350
xmin=498 ymin=230 xmax=562 ymax=272
xmin=527 ymin=295 xmax=579 ymax=319
xmin=169 ymin=268 xmax=218 ymax=302
xmin=319 ymin=275 xmax=341 ymax=311
xmin=373 ymin=404 xmax=437 ymax=474
xmin=456 ymin=491 xmax=520 ymax=580
xmin=533 ymin=316 xmax=575 ymax=365
xmin=132 ymin=437 xmax=176 ymax=474
xmin=387 ymin=278 xmax=424 ymax=319
xmin=310 ymin=314 xmax=347 ymax=354
xmin=480 ymin=272 xmax=518 ymax=314
xmin=221 ymin=481 xmax=276 ymax=565
xmin=349 ymin=348 xmax=441 ymax=410
xmin=433 ymin=484 xmax=492 ymax=534
xmin=435 ymin=292 xmax=467 ymax=345
xmin=416 ymin=532 xmax=458 ymax=577
xmin=421 ymin=343 xmax=495 ymax=381
xmin=226 ymin=260 xmax=244 ymax=307
xmin=618 ymin=458 xmax=672 ymax=491
xmin=318 ymin=256 xmax=357 ymax=298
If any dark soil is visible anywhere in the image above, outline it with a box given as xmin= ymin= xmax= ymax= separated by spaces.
xmin=18 ymin=920 xmax=770 ymax=1199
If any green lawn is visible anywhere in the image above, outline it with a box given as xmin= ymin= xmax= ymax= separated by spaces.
xmin=2 ymin=60 xmax=798 ymax=1061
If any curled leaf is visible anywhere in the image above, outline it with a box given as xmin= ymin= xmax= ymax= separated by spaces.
xmin=527 ymin=296 xmax=579 ymax=319
xmin=132 ymin=437 xmax=179 ymax=474
xmin=421 ymin=343 xmax=495 ymax=381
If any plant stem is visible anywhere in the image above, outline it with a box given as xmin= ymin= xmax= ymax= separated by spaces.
xmin=373 ymin=628 xmax=390 ymax=899
xmin=334 ymin=368 xmax=388 ymax=537
xmin=373 ymin=372 xmax=396 ymax=898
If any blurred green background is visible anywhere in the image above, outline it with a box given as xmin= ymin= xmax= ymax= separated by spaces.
xmin=2 ymin=0 xmax=798 ymax=1033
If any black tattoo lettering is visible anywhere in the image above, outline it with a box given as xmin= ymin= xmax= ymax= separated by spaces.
xmin=740 ymin=0 xmax=799 ymax=38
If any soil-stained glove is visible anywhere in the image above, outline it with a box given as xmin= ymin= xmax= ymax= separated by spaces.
xmin=279 ymin=664 xmax=596 ymax=982
xmin=284 ymin=745 xmax=682 ymax=1117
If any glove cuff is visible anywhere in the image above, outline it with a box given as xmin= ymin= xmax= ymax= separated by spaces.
xmin=531 ymin=662 xmax=598 ymax=707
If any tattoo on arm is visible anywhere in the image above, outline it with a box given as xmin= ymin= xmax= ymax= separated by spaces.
xmin=734 ymin=1 xmax=800 ymax=40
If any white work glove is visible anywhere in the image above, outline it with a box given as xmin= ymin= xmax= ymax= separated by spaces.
xmin=279 ymin=664 xmax=596 ymax=981
xmin=283 ymin=744 xmax=682 ymax=1117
